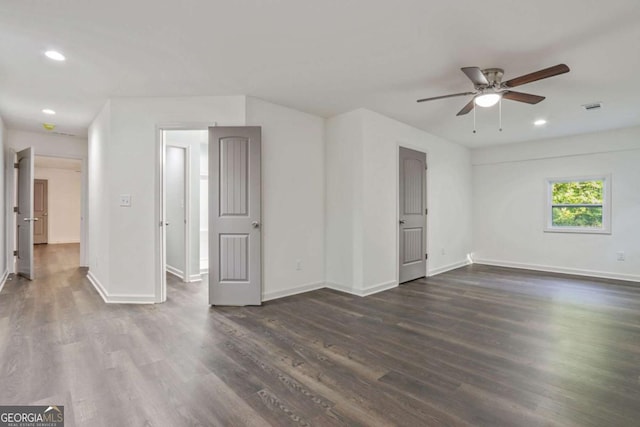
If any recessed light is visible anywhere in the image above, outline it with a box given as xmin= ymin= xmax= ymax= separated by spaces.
xmin=42 ymin=109 xmax=56 ymax=115
xmin=44 ymin=50 xmax=66 ymax=61
xmin=43 ymin=123 xmax=56 ymax=131
xmin=534 ymin=119 xmax=547 ymax=126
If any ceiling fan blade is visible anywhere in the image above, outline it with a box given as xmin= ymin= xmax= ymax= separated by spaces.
xmin=456 ymin=99 xmax=475 ymax=116
xmin=461 ymin=67 xmax=489 ymax=86
xmin=503 ymin=64 xmax=570 ymax=88
xmin=417 ymin=92 xmax=475 ymax=103
xmin=502 ymin=91 xmax=545 ymax=104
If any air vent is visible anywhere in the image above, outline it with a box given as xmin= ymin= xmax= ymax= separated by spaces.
xmin=582 ymin=102 xmax=602 ymax=111
xmin=52 ymin=131 xmax=76 ymax=137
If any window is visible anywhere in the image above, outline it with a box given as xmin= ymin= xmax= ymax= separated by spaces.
xmin=545 ymin=175 xmax=611 ymax=234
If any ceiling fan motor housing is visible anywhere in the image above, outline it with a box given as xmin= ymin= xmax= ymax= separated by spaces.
xmin=480 ymin=68 xmax=504 ymax=88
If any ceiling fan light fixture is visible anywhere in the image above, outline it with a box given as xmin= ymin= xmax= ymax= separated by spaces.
xmin=474 ymin=93 xmax=501 ymax=108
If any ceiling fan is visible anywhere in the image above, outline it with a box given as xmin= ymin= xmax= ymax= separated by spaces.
xmin=417 ymin=64 xmax=570 ymax=116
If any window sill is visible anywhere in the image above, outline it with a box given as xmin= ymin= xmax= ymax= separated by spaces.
xmin=544 ymin=227 xmax=611 ymax=235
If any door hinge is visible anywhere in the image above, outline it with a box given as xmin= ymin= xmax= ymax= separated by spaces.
xmin=13 ymin=250 xmax=18 ymax=256
xmin=425 ymin=208 xmax=428 ymax=215
xmin=13 ymin=206 xmax=18 ymax=213
xmin=14 ymin=163 xmax=19 ymax=169
xmin=425 ymin=253 xmax=428 ymax=260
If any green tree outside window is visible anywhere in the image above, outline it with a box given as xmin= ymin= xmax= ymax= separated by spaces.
xmin=551 ymin=180 xmax=603 ymax=227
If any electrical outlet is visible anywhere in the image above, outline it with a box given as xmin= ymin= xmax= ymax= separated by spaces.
xmin=616 ymin=251 xmax=625 ymax=261
xmin=296 ymin=259 xmax=302 ymax=271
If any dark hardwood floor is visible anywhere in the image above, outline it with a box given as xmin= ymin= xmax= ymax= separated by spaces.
xmin=1 ymin=244 xmax=640 ymax=426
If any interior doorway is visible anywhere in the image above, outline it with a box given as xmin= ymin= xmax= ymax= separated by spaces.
xmin=33 ymin=155 xmax=83 ymax=275
xmin=158 ymin=127 xmax=210 ymax=303
xmin=11 ymin=151 xmax=85 ymax=280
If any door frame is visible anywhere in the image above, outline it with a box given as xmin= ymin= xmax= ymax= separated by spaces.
xmin=396 ymin=144 xmax=429 ymax=284
xmin=156 ymin=123 xmax=216 ymax=303
xmin=6 ymin=151 xmax=88 ymax=272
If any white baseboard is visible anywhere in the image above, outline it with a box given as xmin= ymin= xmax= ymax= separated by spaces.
xmin=473 ymin=258 xmax=640 ymax=283
xmin=189 ymin=273 xmax=202 ymax=282
xmin=49 ymin=240 xmax=81 ymax=245
xmin=166 ymin=265 xmax=185 ymax=280
xmin=0 ymin=269 xmax=9 ymax=293
xmin=325 ymin=280 xmax=398 ymax=297
xmin=428 ymin=259 xmax=472 ymax=277
xmin=104 ymin=294 xmax=156 ymax=304
xmin=87 ymin=271 xmax=108 ymax=303
xmin=262 ymin=281 xmax=325 ymax=302
xmin=325 ymin=281 xmax=355 ymax=295
xmin=87 ymin=270 xmax=156 ymax=304
xmin=359 ymin=280 xmax=398 ymax=296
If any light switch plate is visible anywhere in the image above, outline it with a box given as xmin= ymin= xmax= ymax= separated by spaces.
xmin=120 ymin=194 xmax=131 ymax=207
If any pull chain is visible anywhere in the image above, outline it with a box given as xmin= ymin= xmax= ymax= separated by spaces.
xmin=473 ymin=104 xmax=477 ymax=134
xmin=499 ymin=98 xmax=503 ymax=132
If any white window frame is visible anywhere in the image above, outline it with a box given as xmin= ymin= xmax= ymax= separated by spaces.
xmin=544 ymin=174 xmax=611 ymax=234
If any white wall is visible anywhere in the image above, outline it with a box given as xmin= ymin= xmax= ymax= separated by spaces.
xmin=199 ymin=143 xmax=208 ymax=273
xmin=87 ymin=102 xmax=111 ymax=293
xmin=88 ymin=96 xmax=245 ymax=302
xmin=7 ymin=129 xmax=87 ymax=159
xmin=472 ymin=126 xmax=640 ymax=282
xmin=246 ymin=97 xmax=326 ymax=300
xmin=362 ymin=110 xmax=473 ymax=282
xmin=164 ymin=146 xmax=186 ymax=276
xmin=0 ymin=115 xmax=7 ymax=288
xmin=87 ymin=95 xmax=328 ymax=302
xmin=325 ymin=109 xmax=473 ymax=295
xmin=325 ymin=109 xmax=364 ymax=290
xmin=34 ymin=167 xmax=82 ymax=244
xmin=6 ymin=129 xmax=88 ymax=267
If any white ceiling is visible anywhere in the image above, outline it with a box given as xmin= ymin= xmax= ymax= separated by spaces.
xmin=1 ymin=0 xmax=639 ymax=147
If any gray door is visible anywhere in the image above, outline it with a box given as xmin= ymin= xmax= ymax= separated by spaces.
xmin=209 ymin=127 xmax=261 ymax=305
xmin=34 ymin=179 xmax=48 ymax=244
xmin=399 ymin=147 xmax=427 ymax=283
xmin=165 ymin=146 xmax=186 ymax=280
xmin=16 ymin=147 xmax=35 ymax=280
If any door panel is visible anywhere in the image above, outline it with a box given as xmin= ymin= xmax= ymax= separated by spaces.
xmin=209 ymin=127 xmax=261 ymax=306
xmin=399 ymin=147 xmax=426 ymax=284
xmin=34 ymin=179 xmax=48 ymax=244
xmin=17 ymin=147 xmax=35 ymax=280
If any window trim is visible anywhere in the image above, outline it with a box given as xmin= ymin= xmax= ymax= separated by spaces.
xmin=544 ymin=174 xmax=612 ymax=234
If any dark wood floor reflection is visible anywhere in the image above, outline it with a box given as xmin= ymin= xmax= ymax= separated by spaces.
xmin=1 ymin=244 xmax=640 ymax=426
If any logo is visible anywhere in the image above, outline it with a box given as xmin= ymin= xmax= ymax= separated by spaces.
xmin=0 ymin=405 xmax=64 ymax=427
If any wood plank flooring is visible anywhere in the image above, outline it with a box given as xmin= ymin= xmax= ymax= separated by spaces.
xmin=1 ymin=244 xmax=640 ymax=426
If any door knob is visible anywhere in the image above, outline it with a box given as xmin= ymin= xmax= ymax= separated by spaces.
xmin=399 ymin=219 xmax=406 ymax=225
xmin=23 ymin=218 xmax=39 ymax=222
xmin=251 ymin=221 xmax=260 ymax=228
